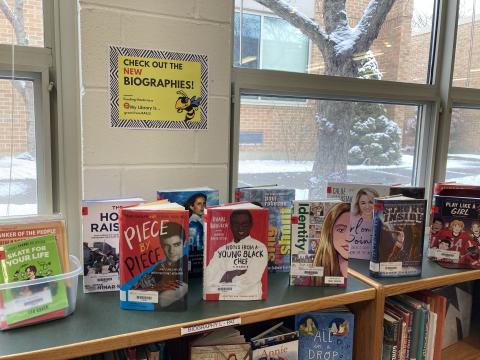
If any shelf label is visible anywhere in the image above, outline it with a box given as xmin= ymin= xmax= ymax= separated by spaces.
xmin=181 ymin=318 xmax=241 ymax=336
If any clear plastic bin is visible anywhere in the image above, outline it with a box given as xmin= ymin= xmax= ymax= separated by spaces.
xmin=0 ymin=254 xmax=82 ymax=330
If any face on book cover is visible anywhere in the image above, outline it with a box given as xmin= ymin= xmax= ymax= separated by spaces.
xmin=161 ymin=235 xmax=183 ymax=263
xmin=190 ymin=196 xmax=206 ymax=216
xmin=333 ymin=212 xmax=350 ymax=259
xmin=231 ymin=213 xmax=253 ymax=242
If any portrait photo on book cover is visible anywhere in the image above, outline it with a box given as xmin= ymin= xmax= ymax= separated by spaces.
xmin=379 ymin=224 xmax=423 ymax=265
xmin=133 ymin=221 xmax=188 ymax=310
xmin=204 ymin=209 xmax=267 ymax=298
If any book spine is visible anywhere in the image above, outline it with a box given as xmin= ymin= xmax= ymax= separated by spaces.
xmin=370 ymin=200 xmax=384 ymax=275
xmin=418 ymin=308 xmax=428 ymax=360
xmin=202 ymin=209 xmax=209 ymax=301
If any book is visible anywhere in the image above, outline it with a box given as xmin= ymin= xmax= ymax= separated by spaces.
xmin=295 ymin=307 xmax=354 ymax=360
xmin=190 ymin=327 xmax=250 ymax=360
xmin=235 ymin=187 xmax=295 ymax=272
xmin=118 ymin=201 xmax=189 ymax=311
xmin=382 ymin=312 xmax=400 ymax=360
xmin=0 ymin=234 xmax=68 ymax=326
xmin=370 ymin=196 xmax=427 ymax=277
xmin=82 ymin=198 xmax=144 ymax=293
xmin=251 ymin=322 xmax=299 ymax=360
xmin=327 ymin=182 xmax=390 ymax=260
xmin=156 ymin=188 xmax=219 ymax=277
xmin=203 ymin=202 xmax=268 ymax=301
xmin=433 ymin=182 xmax=480 ymax=197
xmin=385 ymin=298 xmax=414 ymax=360
xmin=0 ymin=215 xmax=69 ymax=271
xmin=290 ymin=200 xmax=349 ymax=287
xmin=429 ymin=195 xmax=480 ymax=268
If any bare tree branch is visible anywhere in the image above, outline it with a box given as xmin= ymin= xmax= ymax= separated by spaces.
xmin=0 ymin=0 xmax=28 ymax=46
xmin=254 ymin=0 xmax=328 ymax=51
xmin=323 ymin=0 xmax=348 ymax=33
xmin=354 ymin=0 xmax=396 ymax=53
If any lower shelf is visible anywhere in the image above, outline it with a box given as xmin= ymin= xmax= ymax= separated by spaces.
xmin=442 ymin=325 xmax=480 ymax=360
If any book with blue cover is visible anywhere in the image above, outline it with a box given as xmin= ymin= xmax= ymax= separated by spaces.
xmin=156 ymin=188 xmax=219 ymax=277
xmin=295 ymin=307 xmax=354 ymax=360
xmin=235 ymin=187 xmax=295 ymax=272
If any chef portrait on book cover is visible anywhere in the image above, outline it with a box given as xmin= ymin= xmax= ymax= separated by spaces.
xmin=204 ymin=207 xmax=268 ymax=300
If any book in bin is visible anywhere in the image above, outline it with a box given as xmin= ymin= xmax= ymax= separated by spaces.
xmin=295 ymin=307 xmax=354 ymax=360
xmin=0 ymin=234 xmax=68 ymax=327
xmin=290 ymin=200 xmax=349 ymax=288
xmin=429 ymin=195 xmax=480 ymax=269
xmin=235 ymin=187 xmax=295 ymax=273
xmin=119 ymin=201 xmax=189 ymax=311
xmin=82 ymin=197 xmax=144 ymax=293
xmin=203 ymin=202 xmax=268 ymax=301
xmin=156 ymin=188 xmax=219 ymax=277
xmin=370 ymin=196 xmax=427 ymax=277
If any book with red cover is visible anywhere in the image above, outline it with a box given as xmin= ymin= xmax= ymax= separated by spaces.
xmin=119 ymin=201 xmax=189 ymax=311
xmin=433 ymin=182 xmax=480 ymax=197
xmin=203 ymin=203 xmax=268 ymax=301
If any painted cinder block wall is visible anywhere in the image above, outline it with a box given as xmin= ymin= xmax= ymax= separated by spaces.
xmin=78 ymin=0 xmax=233 ymax=203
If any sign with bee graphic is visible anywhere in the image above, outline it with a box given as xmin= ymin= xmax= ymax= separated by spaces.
xmin=109 ymin=46 xmax=208 ymax=130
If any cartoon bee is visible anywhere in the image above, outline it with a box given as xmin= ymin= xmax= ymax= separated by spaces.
xmin=175 ymin=90 xmax=201 ymax=121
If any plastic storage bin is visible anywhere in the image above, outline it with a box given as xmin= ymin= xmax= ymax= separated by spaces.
xmin=0 ymin=254 xmax=82 ymax=330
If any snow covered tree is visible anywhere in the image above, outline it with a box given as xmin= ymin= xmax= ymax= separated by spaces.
xmin=349 ymin=51 xmax=402 ymax=165
xmin=254 ymin=0 xmax=396 ymax=197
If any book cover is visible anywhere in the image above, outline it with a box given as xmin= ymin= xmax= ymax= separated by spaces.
xmin=327 ymin=182 xmax=390 ymax=260
xmin=370 ymin=197 xmax=426 ymax=277
xmin=190 ymin=344 xmax=250 ymax=360
xmin=251 ymin=322 xmax=299 ymax=360
xmin=290 ymin=200 xmax=349 ymax=288
xmin=235 ymin=187 xmax=295 ymax=272
xmin=156 ymin=188 xmax=219 ymax=277
xmin=0 ymin=216 xmax=69 ymax=271
xmin=295 ymin=309 xmax=354 ymax=360
xmin=119 ymin=202 xmax=189 ymax=311
xmin=433 ymin=182 xmax=480 ymax=197
xmin=0 ymin=234 xmax=68 ymax=326
xmin=82 ymin=198 xmax=144 ymax=293
xmin=429 ymin=195 xmax=480 ymax=268
xmin=203 ymin=203 xmax=268 ymax=301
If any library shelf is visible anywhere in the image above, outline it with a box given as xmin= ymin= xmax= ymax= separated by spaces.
xmin=348 ymin=257 xmax=480 ymax=360
xmin=0 ymin=273 xmax=375 ymax=360
xmin=442 ymin=324 xmax=480 ymax=360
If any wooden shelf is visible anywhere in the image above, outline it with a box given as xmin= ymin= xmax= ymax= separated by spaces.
xmin=442 ymin=325 xmax=480 ymax=360
xmin=0 ymin=273 xmax=374 ymax=360
xmin=348 ymin=257 xmax=480 ymax=296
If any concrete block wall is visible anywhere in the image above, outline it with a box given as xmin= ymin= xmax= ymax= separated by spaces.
xmin=78 ymin=0 xmax=232 ymax=203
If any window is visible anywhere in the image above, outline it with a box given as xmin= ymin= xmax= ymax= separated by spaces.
xmin=234 ymin=0 xmax=437 ymax=83
xmin=0 ymin=0 xmax=44 ymax=47
xmin=237 ymin=95 xmax=421 ymax=199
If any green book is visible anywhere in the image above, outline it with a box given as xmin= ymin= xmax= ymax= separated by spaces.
xmin=0 ymin=234 xmax=69 ymax=325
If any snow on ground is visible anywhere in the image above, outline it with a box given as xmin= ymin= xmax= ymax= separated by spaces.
xmin=0 ymin=155 xmax=36 ymax=180
xmin=0 ymin=182 xmax=28 ymax=197
xmin=0 ymin=204 xmax=37 ymax=217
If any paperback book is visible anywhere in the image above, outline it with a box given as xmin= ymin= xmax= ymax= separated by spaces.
xmin=156 ymin=188 xmax=219 ymax=277
xmin=203 ymin=202 xmax=268 ymax=301
xmin=82 ymin=197 xmax=144 ymax=293
xmin=251 ymin=322 xmax=299 ymax=360
xmin=429 ymin=195 xmax=480 ymax=268
xmin=290 ymin=200 xmax=349 ymax=287
xmin=119 ymin=201 xmax=189 ymax=311
xmin=235 ymin=187 xmax=295 ymax=272
xmin=370 ymin=196 xmax=427 ymax=277
xmin=189 ymin=327 xmax=250 ymax=360
xmin=0 ymin=234 xmax=68 ymax=327
xmin=295 ymin=307 xmax=354 ymax=360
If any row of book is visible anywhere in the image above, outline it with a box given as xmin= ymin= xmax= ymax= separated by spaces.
xmin=73 ymin=307 xmax=355 ymax=360
xmin=0 ymin=216 xmax=71 ymax=330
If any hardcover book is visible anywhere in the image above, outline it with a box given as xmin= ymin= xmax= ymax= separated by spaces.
xmin=251 ymin=322 xmax=299 ymax=360
xmin=203 ymin=203 xmax=268 ymax=301
xmin=327 ymin=182 xmax=390 ymax=260
xmin=429 ymin=195 xmax=480 ymax=268
xmin=370 ymin=196 xmax=427 ymax=277
xmin=235 ymin=187 xmax=295 ymax=272
xmin=295 ymin=307 xmax=354 ymax=360
xmin=190 ymin=327 xmax=250 ymax=360
xmin=119 ymin=201 xmax=189 ymax=311
xmin=156 ymin=188 xmax=219 ymax=277
xmin=0 ymin=234 xmax=68 ymax=326
xmin=82 ymin=198 xmax=144 ymax=293
xmin=290 ymin=200 xmax=349 ymax=288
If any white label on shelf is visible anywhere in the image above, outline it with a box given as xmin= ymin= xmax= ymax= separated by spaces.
xmin=434 ymin=249 xmax=460 ymax=261
xmin=5 ymin=288 xmax=52 ymax=315
xmin=324 ymin=276 xmax=344 ymax=285
xmin=128 ymin=290 xmax=158 ymax=304
xmin=380 ymin=262 xmax=403 ymax=273
xmin=369 ymin=262 xmax=379 ymax=272
xmin=181 ymin=318 xmax=242 ymax=336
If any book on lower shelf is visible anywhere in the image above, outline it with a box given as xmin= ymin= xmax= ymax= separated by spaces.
xmin=203 ymin=202 xmax=269 ymax=301
xmin=189 ymin=327 xmax=250 ymax=360
xmin=295 ymin=306 xmax=354 ymax=360
xmin=290 ymin=200 xmax=349 ymax=287
xmin=251 ymin=322 xmax=299 ymax=360
xmin=82 ymin=197 xmax=144 ymax=293
xmin=0 ymin=234 xmax=69 ymax=328
xmin=370 ymin=195 xmax=427 ymax=277
xmin=119 ymin=201 xmax=189 ymax=311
